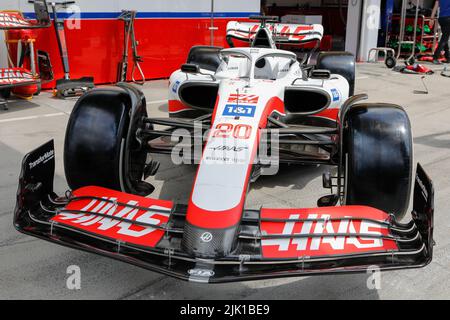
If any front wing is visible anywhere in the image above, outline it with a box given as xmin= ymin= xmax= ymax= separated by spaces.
xmin=14 ymin=140 xmax=434 ymax=283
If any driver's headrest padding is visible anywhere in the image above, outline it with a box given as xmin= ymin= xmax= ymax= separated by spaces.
xmin=252 ymin=28 xmax=272 ymax=48
xmin=187 ymin=46 xmax=223 ymax=72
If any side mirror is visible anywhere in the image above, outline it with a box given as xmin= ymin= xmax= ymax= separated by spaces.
xmin=181 ymin=63 xmax=200 ymax=74
xmin=311 ymin=69 xmax=331 ymax=79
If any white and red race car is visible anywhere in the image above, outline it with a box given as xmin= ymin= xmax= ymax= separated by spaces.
xmin=14 ymin=16 xmax=434 ymax=283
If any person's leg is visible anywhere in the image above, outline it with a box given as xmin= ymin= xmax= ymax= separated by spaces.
xmin=435 ymin=17 xmax=450 ymax=60
xmin=442 ymin=18 xmax=450 ymax=60
xmin=433 ymin=37 xmax=445 ymax=60
xmin=444 ymin=41 xmax=450 ymax=60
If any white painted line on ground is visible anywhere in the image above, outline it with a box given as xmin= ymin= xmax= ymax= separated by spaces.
xmin=147 ymin=99 xmax=168 ymax=105
xmin=0 ymin=112 xmax=66 ymax=124
xmin=357 ymin=71 xmax=401 ymax=80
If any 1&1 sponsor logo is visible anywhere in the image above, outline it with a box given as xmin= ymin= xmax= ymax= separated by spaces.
xmin=172 ymin=80 xmax=180 ymax=93
xmin=223 ymin=104 xmax=256 ymax=117
xmin=331 ymin=88 xmax=340 ymax=101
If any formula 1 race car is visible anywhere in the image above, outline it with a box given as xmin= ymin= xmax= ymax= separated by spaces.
xmin=14 ymin=16 xmax=434 ymax=283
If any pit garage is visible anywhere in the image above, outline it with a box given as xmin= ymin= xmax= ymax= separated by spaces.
xmin=0 ymin=0 xmax=449 ymax=301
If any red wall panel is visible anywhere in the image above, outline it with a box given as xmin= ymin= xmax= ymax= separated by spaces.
xmin=31 ymin=18 xmax=246 ymax=88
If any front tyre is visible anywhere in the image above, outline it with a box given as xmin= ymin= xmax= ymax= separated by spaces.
xmin=343 ymin=103 xmax=413 ymax=219
xmin=64 ymin=84 xmax=152 ymax=196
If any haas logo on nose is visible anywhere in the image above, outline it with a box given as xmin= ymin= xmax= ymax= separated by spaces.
xmin=200 ymin=232 xmax=213 ymax=243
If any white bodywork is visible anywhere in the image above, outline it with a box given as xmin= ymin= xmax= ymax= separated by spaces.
xmin=168 ymin=46 xmax=350 ymax=225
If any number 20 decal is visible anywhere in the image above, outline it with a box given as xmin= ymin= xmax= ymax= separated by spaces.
xmin=212 ymin=123 xmax=252 ymax=139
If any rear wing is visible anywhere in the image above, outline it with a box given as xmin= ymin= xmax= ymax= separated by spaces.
xmin=0 ymin=0 xmax=50 ymax=30
xmin=226 ymin=21 xmax=324 ymax=46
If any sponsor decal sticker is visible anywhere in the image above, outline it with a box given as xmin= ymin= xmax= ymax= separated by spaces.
xmin=50 ymin=186 xmax=172 ymax=248
xmin=200 ymin=232 xmax=213 ymax=243
xmin=29 ymin=149 xmax=55 ymax=170
xmin=260 ymin=207 xmax=398 ymax=259
xmin=416 ymin=174 xmax=429 ymax=201
xmin=331 ymin=88 xmax=340 ymax=102
xmin=223 ymin=104 xmax=256 ymax=117
xmin=209 ymin=145 xmax=249 ymax=152
xmin=228 ymin=94 xmax=259 ymax=104
xmin=188 ymin=268 xmax=215 ymax=277
xmin=171 ymin=80 xmax=180 ymax=93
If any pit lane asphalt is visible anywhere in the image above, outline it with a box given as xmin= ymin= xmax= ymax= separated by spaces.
xmin=1 ymin=63 xmax=449 ymax=299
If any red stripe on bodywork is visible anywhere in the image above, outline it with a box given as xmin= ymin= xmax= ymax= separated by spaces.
xmin=313 ymin=108 xmax=339 ymax=121
xmin=168 ymin=99 xmax=191 ymax=113
xmin=209 ymin=94 xmax=221 ymax=124
xmin=259 ymin=96 xmax=285 ymax=128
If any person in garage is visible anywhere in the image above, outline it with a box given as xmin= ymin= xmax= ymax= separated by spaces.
xmin=431 ymin=0 xmax=450 ymax=64
xmin=261 ymin=0 xmax=268 ymax=16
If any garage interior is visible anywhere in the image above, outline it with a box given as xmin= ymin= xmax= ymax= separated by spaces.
xmin=0 ymin=0 xmax=449 ymax=299
xmin=261 ymin=0 xmax=440 ymax=63
xmin=263 ymin=0 xmax=349 ymax=51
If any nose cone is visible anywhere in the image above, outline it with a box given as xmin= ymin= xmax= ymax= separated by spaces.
xmin=182 ymin=222 xmax=239 ymax=258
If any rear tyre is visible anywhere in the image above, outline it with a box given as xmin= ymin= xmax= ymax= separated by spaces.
xmin=64 ymin=83 xmax=152 ymax=196
xmin=316 ymin=51 xmax=356 ymax=96
xmin=343 ymin=103 xmax=413 ymax=219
